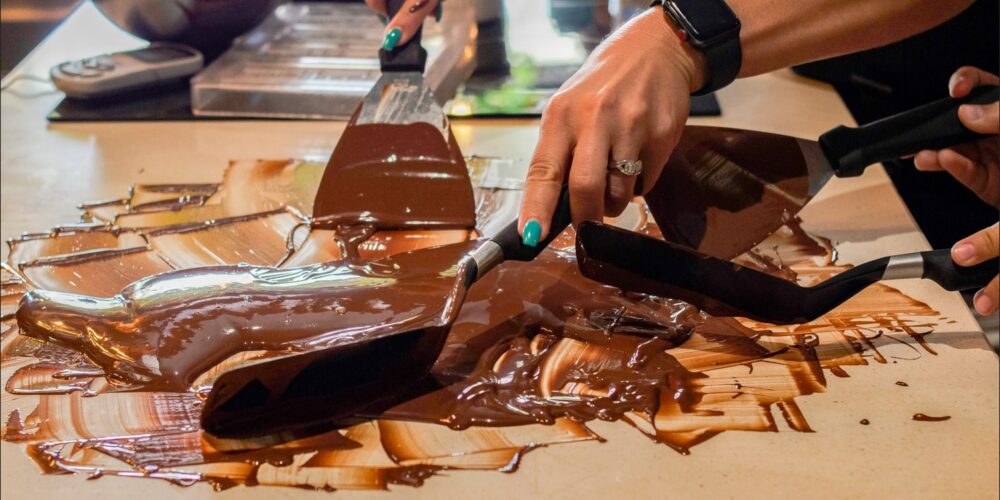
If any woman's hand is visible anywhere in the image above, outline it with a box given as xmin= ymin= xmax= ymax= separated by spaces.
xmin=952 ymin=223 xmax=999 ymax=316
xmin=913 ymin=66 xmax=999 ymax=317
xmin=914 ymin=66 xmax=1000 ymax=207
xmin=517 ymin=9 xmax=705 ymax=245
xmin=365 ymin=0 xmax=441 ymax=51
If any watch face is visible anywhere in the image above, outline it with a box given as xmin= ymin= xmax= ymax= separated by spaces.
xmin=666 ymin=0 xmax=740 ymax=43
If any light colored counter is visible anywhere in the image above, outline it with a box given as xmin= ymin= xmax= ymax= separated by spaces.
xmin=1 ymin=3 xmax=998 ymax=499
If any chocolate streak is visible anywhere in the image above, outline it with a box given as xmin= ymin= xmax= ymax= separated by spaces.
xmin=2 ymin=150 xmax=952 ymax=491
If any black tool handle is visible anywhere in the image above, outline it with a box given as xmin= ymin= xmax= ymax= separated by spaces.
xmin=921 ymin=250 xmax=998 ymax=291
xmin=492 ymin=185 xmax=572 ymax=262
xmin=819 ymin=85 xmax=999 ymax=177
xmin=378 ymin=0 xmax=427 ymax=72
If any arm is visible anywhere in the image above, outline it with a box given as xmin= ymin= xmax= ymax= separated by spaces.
xmin=518 ymin=0 xmax=977 ymax=243
xmin=733 ymin=0 xmax=974 ymax=77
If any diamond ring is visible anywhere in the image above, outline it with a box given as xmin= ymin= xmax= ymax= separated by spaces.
xmin=609 ymin=159 xmax=643 ymax=176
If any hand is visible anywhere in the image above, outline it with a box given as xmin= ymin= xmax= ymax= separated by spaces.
xmin=365 ymin=0 xmax=441 ymax=50
xmin=518 ymin=9 xmax=706 ymax=245
xmin=914 ymin=66 xmax=1000 ymax=207
xmin=952 ymin=223 xmax=999 ymax=316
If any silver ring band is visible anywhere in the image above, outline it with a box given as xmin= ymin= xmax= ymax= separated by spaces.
xmin=610 ymin=159 xmax=643 ymax=176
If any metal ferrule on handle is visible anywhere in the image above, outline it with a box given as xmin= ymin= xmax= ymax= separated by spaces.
xmin=467 ymin=185 xmax=572 ymax=283
xmin=469 ymin=240 xmax=504 ymax=280
xmin=881 ymin=253 xmax=924 ymax=280
xmin=880 ymin=249 xmax=997 ymax=292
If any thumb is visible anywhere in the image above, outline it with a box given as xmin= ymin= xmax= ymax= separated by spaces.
xmin=952 ymin=223 xmax=1000 ymax=267
xmin=958 ymin=101 xmax=999 ymax=135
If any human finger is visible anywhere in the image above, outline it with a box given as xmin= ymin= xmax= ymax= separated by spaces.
xmin=519 ymin=112 xmax=573 ymax=246
xmin=948 ymin=66 xmax=1000 ymax=98
xmin=381 ymin=0 xmax=440 ymax=50
xmin=952 ymin=223 xmax=999 ymax=267
xmin=974 ymin=275 xmax=999 ymax=316
xmin=936 ymin=148 xmax=985 ymax=192
xmin=958 ymin=101 xmax=1000 ymax=135
xmin=568 ymin=130 xmax=612 ymax=227
xmin=913 ymin=150 xmax=944 ymax=171
xmin=605 ymin=131 xmax=643 ymax=217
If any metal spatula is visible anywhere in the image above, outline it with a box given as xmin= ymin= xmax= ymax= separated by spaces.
xmin=577 ymin=221 xmax=997 ymax=325
xmin=312 ymin=0 xmax=476 ymax=229
xmin=644 ymin=85 xmax=999 ymax=259
xmin=201 ymin=188 xmax=573 ymax=439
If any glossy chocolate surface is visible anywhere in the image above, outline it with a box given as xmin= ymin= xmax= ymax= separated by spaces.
xmin=312 ymin=122 xmax=477 ymax=230
xmin=2 ymin=157 xmax=952 ymax=491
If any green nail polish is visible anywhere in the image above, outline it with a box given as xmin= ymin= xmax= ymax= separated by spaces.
xmin=382 ymin=28 xmax=402 ymax=51
xmin=434 ymin=3 xmax=443 ymax=22
xmin=522 ymin=220 xmax=541 ymax=247
xmin=377 ymin=14 xmax=388 ymax=25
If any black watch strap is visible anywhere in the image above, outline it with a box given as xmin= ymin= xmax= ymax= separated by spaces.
xmin=693 ymin=31 xmax=741 ymax=95
xmin=650 ymin=0 xmax=742 ymax=95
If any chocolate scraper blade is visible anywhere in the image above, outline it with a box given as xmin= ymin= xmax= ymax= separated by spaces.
xmin=576 ymin=221 xmax=997 ymax=325
xmin=312 ymin=0 xmax=475 ymax=228
xmin=645 ymin=85 xmax=999 ymax=260
xmin=202 ymin=188 xmax=575 ymax=440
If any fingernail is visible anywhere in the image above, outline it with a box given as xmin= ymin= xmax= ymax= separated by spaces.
xmin=434 ymin=2 xmax=443 ymax=22
xmin=522 ymin=219 xmax=541 ymax=247
xmin=961 ymin=104 xmax=983 ymax=120
xmin=952 ymin=243 xmax=975 ymax=264
xmin=949 ymin=77 xmax=967 ymax=97
xmin=974 ymin=290 xmax=994 ymax=316
xmin=377 ymin=14 xmax=388 ymax=25
xmin=382 ymin=28 xmax=402 ymax=51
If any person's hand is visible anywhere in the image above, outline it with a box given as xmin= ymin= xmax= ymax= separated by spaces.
xmin=517 ymin=9 xmax=706 ymax=245
xmin=365 ymin=0 xmax=441 ymax=51
xmin=914 ymin=66 xmax=1000 ymax=207
xmin=952 ymin=223 xmax=999 ymax=316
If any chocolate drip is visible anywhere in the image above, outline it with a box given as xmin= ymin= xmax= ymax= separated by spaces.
xmin=912 ymin=413 xmax=950 ymax=422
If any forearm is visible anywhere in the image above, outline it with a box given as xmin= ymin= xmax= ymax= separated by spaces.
xmin=729 ymin=0 xmax=975 ymax=77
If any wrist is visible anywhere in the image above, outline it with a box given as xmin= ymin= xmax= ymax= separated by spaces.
xmin=637 ymin=8 xmax=707 ymax=94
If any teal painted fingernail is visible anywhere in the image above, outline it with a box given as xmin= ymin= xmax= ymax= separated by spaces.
xmin=382 ymin=28 xmax=402 ymax=50
xmin=434 ymin=3 xmax=443 ymax=22
xmin=377 ymin=14 xmax=388 ymax=25
xmin=522 ymin=219 xmax=541 ymax=247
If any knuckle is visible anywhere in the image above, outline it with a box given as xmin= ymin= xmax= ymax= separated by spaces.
xmin=544 ymin=94 xmax=570 ymax=117
xmin=618 ymin=103 xmax=645 ymax=126
xmin=581 ymin=89 xmax=616 ymax=116
xmin=569 ymin=171 xmax=603 ymax=197
xmin=526 ymin=159 xmax=564 ymax=184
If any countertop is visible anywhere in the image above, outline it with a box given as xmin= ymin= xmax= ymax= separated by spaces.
xmin=1 ymin=3 xmax=998 ymax=499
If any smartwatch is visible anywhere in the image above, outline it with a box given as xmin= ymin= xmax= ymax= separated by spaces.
xmin=651 ymin=0 xmax=742 ymax=95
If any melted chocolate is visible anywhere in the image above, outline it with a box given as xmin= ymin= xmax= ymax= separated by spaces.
xmin=16 ymin=241 xmax=481 ymax=390
xmin=2 ymin=155 xmax=955 ymax=491
xmin=912 ymin=413 xmax=950 ymax=422
xmin=312 ymin=122 xmax=477 ymax=230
